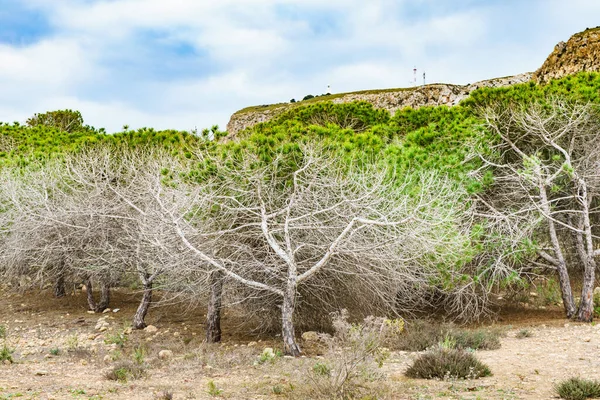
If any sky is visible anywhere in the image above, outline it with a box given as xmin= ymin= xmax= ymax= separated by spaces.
xmin=0 ymin=0 xmax=599 ymax=133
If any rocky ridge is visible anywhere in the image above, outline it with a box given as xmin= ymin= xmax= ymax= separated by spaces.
xmin=533 ymin=27 xmax=600 ymax=84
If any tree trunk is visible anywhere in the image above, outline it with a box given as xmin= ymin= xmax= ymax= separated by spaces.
xmin=133 ymin=279 xmax=152 ymax=329
xmin=538 ymin=178 xmax=576 ymax=318
xmin=573 ymin=186 xmax=596 ymax=322
xmin=206 ymin=272 xmax=224 ymax=343
xmin=85 ymin=278 xmax=97 ymax=311
xmin=576 ymin=259 xmax=595 ymax=322
xmin=54 ymin=274 xmax=66 ymax=298
xmin=281 ymin=284 xmax=301 ymax=356
xmin=95 ymin=282 xmax=111 ymax=313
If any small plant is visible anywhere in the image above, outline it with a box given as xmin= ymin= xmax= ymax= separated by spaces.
xmin=536 ymin=278 xmax=562 ymax=306
xmin=49 ymin=347 xmax=60 ymax=356
xmin=256 ymin=348 xmax=282 ymax=365
xmin=133 ymin=345 xmax=146 ymax=365
xmin=0 ymin=325 xmax=6 ymax=339
xmin=272 ymin=385 xmax=284 ymax=395
xmin=66 ymin=334 xmax=79 ymax=350
xmin=0 ymin=344 xmax=14 ymax=363
xmin=516 ymin=329 xmax=532 ymax=339
xmin=312 ymin=362 xmax=331 ymax=377
xmin=104 ymin=332 xmax=127 ymax=349
xmin=555 ymin=377 xmax=600 ymax=400
xmin=405 ymin=346 xmax=492 ymax=379
xmin=104 ymin=361 xmax=146 ymax=382
xmin=207 ymin=380 xmax=223 ymax=396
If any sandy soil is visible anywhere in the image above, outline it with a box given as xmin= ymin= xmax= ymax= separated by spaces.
xmin=0 ymin=288 xmax=597 ymax=400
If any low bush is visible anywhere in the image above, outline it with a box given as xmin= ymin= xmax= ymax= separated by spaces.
xmin=395 ymin=320 xmax=443 ymax=351
xmin=451 ymin=328 xmax=501 ymax=350
xmin=395 ymin=321 xmax=502 ymax=351
xmin=105 ymin=361 xmax=146 ymax=382
xmin=405 ymin=346 xmax=492 ymax=379
xmin=555 ymin=377 xmax=600 ymax=400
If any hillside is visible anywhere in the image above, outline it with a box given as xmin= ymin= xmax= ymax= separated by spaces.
xmin=226 ymin=27 xmax=600 ymax=137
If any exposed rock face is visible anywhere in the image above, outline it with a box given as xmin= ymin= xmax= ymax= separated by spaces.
xmin=226 ymin=74 xmax=532 ymax=137
xmin=533 ymin=27 xmax=600 ymax=84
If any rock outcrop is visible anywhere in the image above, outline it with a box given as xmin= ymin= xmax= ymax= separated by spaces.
xmin=533 ymin=27 xmax=600 ymax=84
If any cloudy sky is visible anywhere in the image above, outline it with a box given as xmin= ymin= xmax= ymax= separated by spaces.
xmin=0 ymin=0 xmax=598 ymax=132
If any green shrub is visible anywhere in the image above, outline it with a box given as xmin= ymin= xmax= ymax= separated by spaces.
xmin=49 ymin=347 xmax=60 ymax=356
xmin=555 ymin=377 xmax=600 ymax=400
xmin=104 ymin=361 xmax=146 ymax=382
xmin=405 ymin=346 xmax=492 ymax=379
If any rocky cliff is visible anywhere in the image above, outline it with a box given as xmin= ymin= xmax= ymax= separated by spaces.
xmin=227 ymin=27 xmax=600 ymax=136
xmin=533 ymin=27 xmax=600 ymax=84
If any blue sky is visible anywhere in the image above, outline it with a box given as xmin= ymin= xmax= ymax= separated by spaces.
xmin=0 ymin=0 xmax=599 ymax=132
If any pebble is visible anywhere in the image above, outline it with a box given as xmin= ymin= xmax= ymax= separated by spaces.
xmin=158 ymin=350 xmax=174 ymax=360
xmin=144 ymin=325 xmax=158 ymax=333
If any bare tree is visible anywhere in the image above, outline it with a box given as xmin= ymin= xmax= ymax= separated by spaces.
xmin=119 ymin=145 xmax=471 ymax=355
xmin=480 ymin=99 xmax=600 ymax=321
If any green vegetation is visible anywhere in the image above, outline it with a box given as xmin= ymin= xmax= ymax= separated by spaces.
xmin=555 ymin=377 xmax=600 ymax=400
xmin=405 ymin=346 xmax=492 ymax=379
xmin=395 ymin=321 xmax=502 ymax=351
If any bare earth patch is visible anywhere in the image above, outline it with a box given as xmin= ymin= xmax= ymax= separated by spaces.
xmin=0 ymin=289 xmax=597 ymax=399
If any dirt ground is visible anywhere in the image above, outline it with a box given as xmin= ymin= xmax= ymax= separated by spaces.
xmin=0 ymin=288 xmax=598 ymax=400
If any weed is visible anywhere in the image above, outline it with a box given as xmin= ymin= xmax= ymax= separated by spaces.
xmin=312 ymin=362 xmax=331 ymax=377
xmin=104 ymin=361 xmax=146 ymax=382
xmin=271 ymin=385 xmax=285 ymax=395
xmin=133 ymin=345 xmax=146 ymax=365
xmin=66 ymin=334 xmax=79 ymax=350
xmin=49 ymin=347 xmax=60 ymax=356
xmin=0 ymin=326 xmax=6 ymax=339
xmin=536 ymin=278 xmax=562 ymax=306
xmin=256 ymin=348 xmax=282 ymax=365
xmin=516 ymin=329 xmax=532 ymax=339
xmin=104 ymin=332 xmax=127 ymax=349
xmin=0 ymin=344 xmax=13 ymax=363
xmin=207 ymin=380 xmax=223 ymax=396
xmin=395 ymin=321 xmax=501 ymax=351
xmin=405 ymin=345 xmax=492 ymax=379
xmin=555 ymin=377 xmax=600 ymax=400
